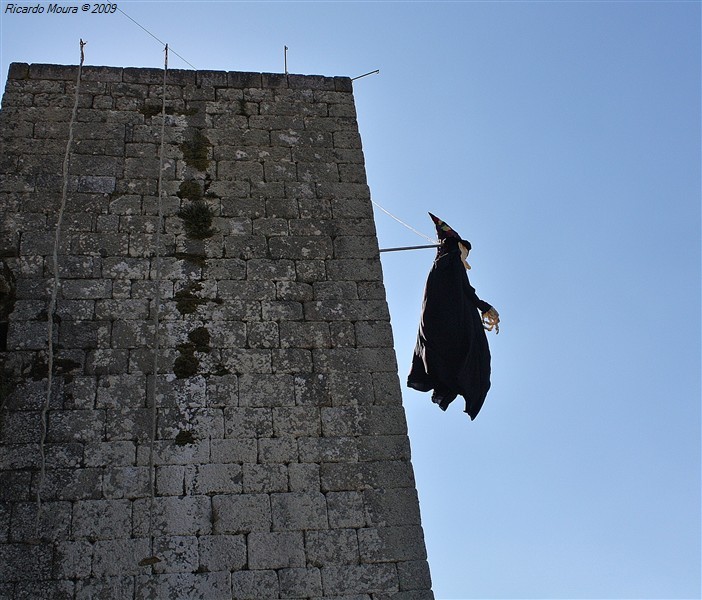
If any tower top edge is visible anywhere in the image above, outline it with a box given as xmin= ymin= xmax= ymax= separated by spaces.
xmin=7 ymin=62 xmax=353 ymax=92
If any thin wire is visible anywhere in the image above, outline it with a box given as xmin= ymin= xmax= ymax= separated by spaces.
xmin=117 ymin=8 xmax=197 ymax=70
xmin=38 ymin=38 xmax=85 ymax=532
xmin=371 ymin=200 xmax=436 ymax=244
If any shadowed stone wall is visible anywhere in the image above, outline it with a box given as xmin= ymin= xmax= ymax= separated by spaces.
xmin=0 ymin=63 xmax=433 ymax=599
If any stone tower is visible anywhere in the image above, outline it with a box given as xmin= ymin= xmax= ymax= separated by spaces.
xmin=0 ymin=63 xmax=433 ymax=599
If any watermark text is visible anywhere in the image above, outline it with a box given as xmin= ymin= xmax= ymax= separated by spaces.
xmin=4 ymin=3 xmax=118 ymax=15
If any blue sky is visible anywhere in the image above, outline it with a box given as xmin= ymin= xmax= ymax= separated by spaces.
xmin=1 ymin=2 xmax=700 ymax=599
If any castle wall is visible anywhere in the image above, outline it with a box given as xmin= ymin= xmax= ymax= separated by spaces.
xmin=0 ymin=63 xmax=433 ymax=599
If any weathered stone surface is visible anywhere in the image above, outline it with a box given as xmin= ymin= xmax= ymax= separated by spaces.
xmin=272 ymin=406 xmax=322 ymax=437
xmin=198 ymin=534 xmax=246 ymax=571
xmin=9 ymin=501 xmax=71 ymax=543
xmin=72 ymin=499 xmax=132 ymax=539
xmin=248 ymin=531 xmax=306 ymax=569
xmin=321 ymin=461 xmax=416 ymax=492
xmin=0 ymin=63 xmax=432 ymax=599
xmin=32 ymin=468 xmax=103 ymax=501
xmin=258 ymin=437 xmax=299 ymax=463
xmin=306 ymin=529 xmax=360 ymax=566
xmin=271 ymin=491 xmax=328 ymax=530
xmin=210 ymin=438 xmax=258 ymax=463
xmin=397 ymin=560 xmax=433 ymax=592
xmin=243 ymin=463 xmax=288 ymax=493
xmin=279 ymin=567 xmax=324 ymax=598
xmin=280 ymin=321 xmax=331 ymax=349
xmin=150 ymin=536 xmax=199 ymax=574
xmin=288 ymin=462 xmax=320 ymax=492
xmin=212 ymin=494 xmax=271 ymax=534
xmin=299 ymin=436 xmax=359 ymax=463
xmin=13 ymin=580 xmax=75 ymax=599
xmin=92 ymin=538 xmax=151 ymax=577
xmin=231 ymin=570 xmax=279 ymax=599
xmin=358 ymin=525 xmax=428 ymax=562
xmin=184 ymin=463 xmax=242 ymax=495
xmin=132 ymin=496 xmax=212 ymax=536
xmin=320 ymin=564 xmax=398 ymax=596
xmin=238 ymin=373 xmax=294 ymax=407
xmin=134 ymin=572 xmax=231 ymax=600
xmin=75 ymin=576 xmax=135 ymax=600
xmin=359 ymin=435 xmax=412 ymax=462
xmin=53 ymin=540 xmax=93 ymax=579
xmin=102 ymin=466 xmax=150 ymax=499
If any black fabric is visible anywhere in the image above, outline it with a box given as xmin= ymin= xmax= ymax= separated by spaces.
xmin=407 ymin=241 xmax=492 ymax=420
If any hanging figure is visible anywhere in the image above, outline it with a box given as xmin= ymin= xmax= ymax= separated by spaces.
xmin=407 ymin=213 xmax=500 ymax=420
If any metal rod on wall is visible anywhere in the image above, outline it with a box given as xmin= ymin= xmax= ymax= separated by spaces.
xmin=379 ymin=244 xmax=439 ymax=253
xmin=352 ymin=69 xmax=380 ymax=81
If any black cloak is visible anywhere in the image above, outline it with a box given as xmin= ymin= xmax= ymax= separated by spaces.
xmin=407 ymin=237 xmax=492 ymax=420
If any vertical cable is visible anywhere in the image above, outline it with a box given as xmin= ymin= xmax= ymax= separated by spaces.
xmin=140 ymin=43 xmax=168 ymax=567
xmin=37 ymin=39 xmax=86 ymax=532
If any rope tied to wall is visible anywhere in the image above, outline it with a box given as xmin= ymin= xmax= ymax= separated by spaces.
xmin=371 ymin=200 xmax=437 ymax=245
xmin=139 ymin=43 xmax=169 ymax=568
xmin=36 ymin=38 xmax=86 ymax=534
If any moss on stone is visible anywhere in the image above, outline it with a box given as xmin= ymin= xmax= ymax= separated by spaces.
xmin=173 ymin=327 xmax=210 ymax=379
xmin=177 ymin=179 xmax=203 ymax=202
xmin=27 ymin=356 xmax=49 ymax=381
xmin=180 ymin=129 xmax=211 ymax=172
xmin=188 ymin=327 xmax=211 ymax=352
xmin=174 ymin=282 xmax=205 ymax=315
xmin=177 ymin=201 xmax=215 ymax=240
xmin=0 ymin=367 xmax=17 ymax=404
xmin=212 ymin=364 xmax=230 ymax=376
xmin=54 ymin=358 xmax=81 ymax=374
xmin=173 ymin=345 xmax=199 ymax=379
xmin=0 ymin=261 xmax=16 ymax=350
xmin=175 ymin=296 xmax=203 ymax=315
xmin=175 ymin=252 xmax=207 ymax=268
xmin=139 ymin=104 xmax=161 ymax=119
xmin=175 ymin=430 xmax=196 ymax=445
xmin=140 ymin=104 xmax=199 ymax=119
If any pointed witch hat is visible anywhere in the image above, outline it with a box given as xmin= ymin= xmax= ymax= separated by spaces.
xmin=429 ymin=212 xmax=466 ymax=241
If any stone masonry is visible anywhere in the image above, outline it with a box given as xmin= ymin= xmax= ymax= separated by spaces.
xmin=0 ymin=63 xmax=433 ymax=599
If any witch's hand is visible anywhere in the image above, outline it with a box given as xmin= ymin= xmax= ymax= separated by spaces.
xmin=482 ymin=307 xmax=500 ymax=334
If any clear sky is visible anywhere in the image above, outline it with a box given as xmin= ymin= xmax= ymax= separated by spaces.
xmin=1 ymin=2 xmax=700 ymax=599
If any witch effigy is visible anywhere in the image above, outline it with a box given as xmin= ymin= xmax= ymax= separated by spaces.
xmin=407 ymin=213 xmax=500 ymax=420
